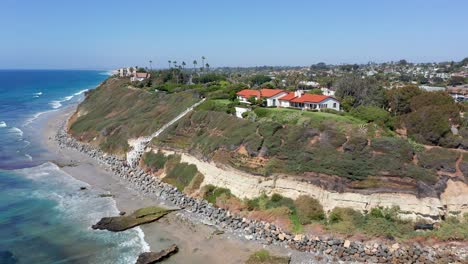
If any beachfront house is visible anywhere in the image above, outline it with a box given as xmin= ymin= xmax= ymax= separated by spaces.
xmin=237 ymin=89 xmax=340 ymax=111
xmin=131 ymin=72 xmax=151 ymax=82
xmin=236 ymin=89 xmax=288 ymax=107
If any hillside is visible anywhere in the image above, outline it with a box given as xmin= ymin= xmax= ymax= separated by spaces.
xmin=152 ymin=107 xmax=467 ymax=197
xmin=68 ymin=78 xmax=200 ymax=155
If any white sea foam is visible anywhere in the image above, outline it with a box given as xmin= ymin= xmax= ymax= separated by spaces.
xmin=16 ymin=163 xmax=148 ymax=263
xmin=64 ymin=95 xmax=73 ymax=101
xmin=73 ymin=89 xmax=89 ymax=96
xmin=25 ymin=154 xmax=32 ymax=161
xmin=35 ymin=92 xmax=43 ymax=96
xmin=0 ymin=121 xmax=6 ymax=128
xmin=10 ymin=127 xmax=24 ymax=137
xmin=24 ymin=111 xmax=49 ymax=126
xmin=50 ymin=100 xmax=62 ymax=109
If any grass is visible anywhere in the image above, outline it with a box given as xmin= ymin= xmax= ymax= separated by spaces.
xmin=253 ymin=107 xmax=364 ymax=128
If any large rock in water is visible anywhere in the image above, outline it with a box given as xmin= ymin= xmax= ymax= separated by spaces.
xmin=92 ymin=206 xmax=178 ymax=232
xmin=136 ymin=244 xmax=178 ymax=264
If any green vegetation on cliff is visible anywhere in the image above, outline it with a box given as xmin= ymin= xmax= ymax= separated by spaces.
xmin=69 ymin=78 xmax=199 ymax=154
xmin=153 ymin=109 xmax=439 ymax=184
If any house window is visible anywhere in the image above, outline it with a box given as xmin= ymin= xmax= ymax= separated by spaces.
xmin=333 ymin=103 xmax=336 ymax=108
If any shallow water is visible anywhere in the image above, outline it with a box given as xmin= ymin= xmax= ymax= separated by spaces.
xmin=0 ymin=70 xmax=148 ymax=263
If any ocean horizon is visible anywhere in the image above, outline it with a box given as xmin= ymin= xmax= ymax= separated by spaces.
xmin=0 ymin=70 xmax=147 ymax=263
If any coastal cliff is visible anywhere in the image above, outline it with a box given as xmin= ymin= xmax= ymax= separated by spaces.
xmin=155 ymin=148 xmax=468 ymax=222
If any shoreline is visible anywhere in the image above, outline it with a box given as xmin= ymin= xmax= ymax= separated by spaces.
xmin=39 ymin=103 xmax=467 ymax=263
xmin=39 ymin=106 xmax=301 ymax=263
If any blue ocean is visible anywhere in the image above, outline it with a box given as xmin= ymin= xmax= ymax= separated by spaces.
xmin=0 ymin=70 xmax=148 ymax=263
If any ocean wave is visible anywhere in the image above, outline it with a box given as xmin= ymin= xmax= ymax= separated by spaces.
xmin=99 ymin=71 xmax=113 ymax=76
xmin=25 ymin=154 xmax=32 ymax=161
xmin=24 ymin=111 xmax=50 ymax=126
xmin=0 ymin=121 xmax=6 ymax=128
xmin=73 ymin=89 xmax=89 ymax=96
xmin=15 ymin=163 xmax=148 ymax=263
xmin=50 ymin=100 xmax=62 ymax=109
xmin=35 ymin=92 xmax=43 ymax=96
xmin=10 ymin=127 xmax=24 ymax=137
xmin=64 ymin=95 xmax=73 ymax=101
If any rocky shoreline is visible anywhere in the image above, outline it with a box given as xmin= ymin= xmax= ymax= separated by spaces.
xmin=55 ymin=122 xmax=466 ymax=263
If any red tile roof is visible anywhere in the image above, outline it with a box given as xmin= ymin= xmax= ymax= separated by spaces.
xmin=236 ymin=89 xmax=285 ymax=99
xmin=278 ymin=92 xmax=297 ymax=101
xmin=236 ymin=89 xmax=260 ymax=99
xmin=290 ymin=94 xmax=331 ymax=103
xmin=259 ymin=89 xmax=285 ymax=97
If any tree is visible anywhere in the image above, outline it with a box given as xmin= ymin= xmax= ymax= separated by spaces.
xmin=205 ymin=63 xmax=210 ymax=72
xmin=449 ymin=76 xmax=465 ymax=86
xmin=398 ymin=59 xmax=408 ymax=65
xmin=249 ymin=75 xmax=272 ymax=86
xmin=247 ymin=96 xmax=258 ymax=105
xmin=149 ymin=60 xmax=153 ymax=71
xmin=201 ymin=56 xmax=206 ymax=71
xmin=168 ymin=60 xmax=172 ymax=69
xmin=335 ymin=75 xmax=386 ymax=108
xmin=193 ymin=60 xmax=198 ymax=71
xmin=182 ymin=61 xmax=186 ymax=70
xmin=308 ymin=88 xmax=323 ymax=95
xmin=386 ymin=85 xmax=423 ymax=116
xmin=401 ymin=91 xmax=461 ymax=145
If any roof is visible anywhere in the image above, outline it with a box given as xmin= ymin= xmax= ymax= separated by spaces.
xmin=290 ymin=94 xmax=333 ymax=103
xmin=135 ymin=72 xmax=150 ymax=78
xmin=278 ymin=92 xmax=297 ymax=101
xmin=236 ymin=89 xmax=260 ymax=99
xmin=236 ymin=89 xmax=285 ymax=99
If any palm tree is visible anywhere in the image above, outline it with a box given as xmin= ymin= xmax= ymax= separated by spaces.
xmin=205 ymin=63 xmax=210 ymax=72
xmin=168 ymin=60 xmax=172 ymax=69
xmin=149 ymin=60 xmax=153 ymax=71
xmin=201 ymin=56 xmax=206 ymax=71
xmin=173 ymin=61 xmax=177 ymax=68
xmin=193 ymin=60 xmax=198 ymax=71
xmin=182 ymin=61 xmax=186 ymax=70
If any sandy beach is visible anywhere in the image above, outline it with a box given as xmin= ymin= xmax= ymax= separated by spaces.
xmin=38 ymin=105 xmax=305 ymax=264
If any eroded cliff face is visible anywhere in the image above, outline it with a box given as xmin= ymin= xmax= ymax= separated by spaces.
xmin=157 ymin=148 xmax=468 ymax=222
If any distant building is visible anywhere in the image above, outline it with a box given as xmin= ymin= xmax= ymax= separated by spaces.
xmin=131 ymin=72 xmax=151 ymax=82
xmin=419 ymin=85 xmax=446 ymax=92
xmin=320 ymin=87 xmax=336 ymax=96
xmin=447 ymin=85 xmax=468 ymax=102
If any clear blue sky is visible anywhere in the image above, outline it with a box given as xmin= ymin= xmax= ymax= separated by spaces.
xmin=2 ymin=0 xmax=467 ymax=69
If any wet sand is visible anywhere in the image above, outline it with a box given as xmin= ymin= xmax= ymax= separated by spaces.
xmin=38 ymin=106 xmax=305 ymax=264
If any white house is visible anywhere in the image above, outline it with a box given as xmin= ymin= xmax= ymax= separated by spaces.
xmin=236 ymin=89 xmax=287 ymax=107
xmin=320 ymin=87 xmax=336 ymax=96
xmin=237 ymin=89 xmax=340 ymax=111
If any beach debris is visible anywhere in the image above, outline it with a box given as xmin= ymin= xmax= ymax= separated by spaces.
xmin=92 ymin=206 xmax=178 ymax=232
xmin=119 ymin=211 xmax=126 ymax=216
xmin=135 ymin=244 xmax=178 ymax=264
xmin=79 ymin=186 xmax=87 ymax=191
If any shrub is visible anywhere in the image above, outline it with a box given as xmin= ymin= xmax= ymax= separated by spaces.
xmin=350 ymin=105 xmax=391 ymax=126
xmin=142 ymin=151 xmax=167 ymax=170
xmin=163 ymin=162 xmax=198 ymax=191
xmin=293 ymin=195 xmax=325 ymax=224
xmin=201 ymin=185 xmax=232 ymax=204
